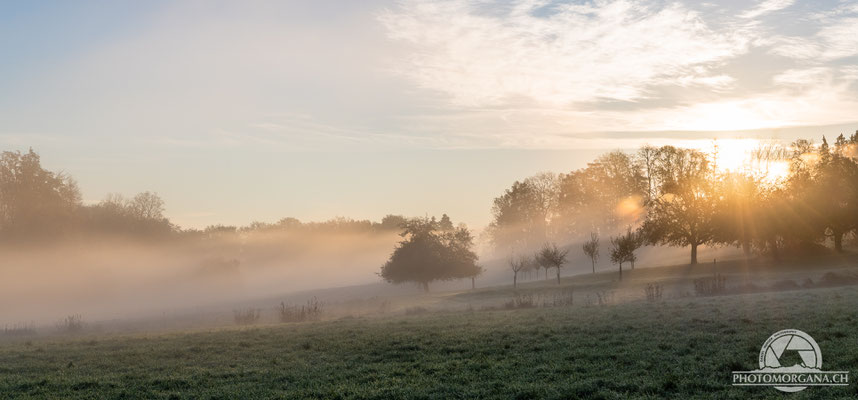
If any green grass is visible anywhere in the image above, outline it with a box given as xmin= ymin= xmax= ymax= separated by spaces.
xmin=3 ymin=283 xmax=858 ymax=399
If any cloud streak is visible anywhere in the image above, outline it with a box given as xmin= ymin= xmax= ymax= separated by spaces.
xmin=379 ymin=0 xmax=858 ymax=136
xmin=379 ymin=0 xmax=748 ymax=107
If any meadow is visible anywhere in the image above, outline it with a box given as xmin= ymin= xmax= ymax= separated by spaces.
xmin=3 ymin=259 xmax=858 ymax=399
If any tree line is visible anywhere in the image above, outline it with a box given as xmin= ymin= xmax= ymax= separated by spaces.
xmin=490 ymin=131 xmax=858 ymax=271
xmin=0 ymin=149 xmax=415 ymax=243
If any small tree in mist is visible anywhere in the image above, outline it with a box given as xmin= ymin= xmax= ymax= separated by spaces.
xmin=610 ymin=227 xmax=643 ymax=280
xmin=582 ymin=232 xmax=599 ymax=274
xmin=508 ymin=255 xmax=531 ymax=288
xmin=379 ymin=216 xmax=481 ymax=293
xmin=536 ymin=242 xmax=568 ymax=284
xmin=610 ymin=236 xmax=626 ymax=281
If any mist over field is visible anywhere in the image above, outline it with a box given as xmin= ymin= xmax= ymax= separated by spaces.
xmin=0 ymin=230 xmax=401 ymax=325
xmin=4 ymin=0 xmax=858 ymax=398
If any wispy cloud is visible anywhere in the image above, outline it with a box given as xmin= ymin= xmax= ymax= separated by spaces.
xmin=379 ymin=0 xmax=748 ymax=107
xmin=739 ymin=0 xmax=795 ymax=19
xmin=378 ymin=0 xmax=858 ymax=139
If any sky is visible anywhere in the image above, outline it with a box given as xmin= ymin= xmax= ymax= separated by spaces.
xmin=1 ymin=0 xmax=857 ymax=230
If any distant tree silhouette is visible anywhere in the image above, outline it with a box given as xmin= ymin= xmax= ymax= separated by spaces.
xmin=129 ymin=191 xmax=165 ymax=220
xmin=609 ymin=227 xmax=643 ymax=280
xmin=380 ymin=216 xmax=481 ymax=292
xmin=536 ymin=242 xmax=568 ymax=284
xmin=0 ymin=149 xmax=81 ymax=239
xmin=489 ymin=173 xmax=557 ymax=252
xmin=508 ymin=255 xmax=530 ymax=288
xmin=582 ymin=232 xmax=599 ymax=274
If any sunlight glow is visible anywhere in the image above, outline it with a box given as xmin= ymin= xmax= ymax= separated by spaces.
xmin=680 ymin=139 xmax=791 ymax=183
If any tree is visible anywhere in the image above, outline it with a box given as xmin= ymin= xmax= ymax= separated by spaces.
xmin=811 ymin=137 xmax=858 ymax=252
xmin=489 ymin=173 xmax=557 ymax=252
xmin=129 ymin=191 xmax=165 ymax=220
xmin=637 ymin=145 xmax=659 ymax=204
xmin=438 ymin=213 xmax=454 ymax=231
xmin=380 ymin=216 xmax=481 ymax=292
xmin=508 ymin=255 xmax=530 ymax=288
xmin=0 ymin=149 xmax=81 ymax=238
xmin=714 ymin=173 xmax=764 ymax=257
xmin=642 ymin=147 xmax=716 ymax=264
xmin=609 ymin=227 xmax=644 ymax=280
xmin=582 ymin=232 xmax=599 ymax=274
xmin=536 ymin=242 xmax=568 ymax=284
xmin=609 ymin=235 xmax=627 ymax=281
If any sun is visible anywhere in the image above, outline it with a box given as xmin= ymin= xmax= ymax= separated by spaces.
xmin=680 ymin=138 xmax=791 ymax=183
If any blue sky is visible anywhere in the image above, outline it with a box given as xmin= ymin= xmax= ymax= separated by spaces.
xmin=1 ymin=0 xmax=857 ymax=230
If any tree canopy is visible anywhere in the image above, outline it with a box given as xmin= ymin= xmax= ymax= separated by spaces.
xmin=379 ymin=216 xmax=481 ymax=292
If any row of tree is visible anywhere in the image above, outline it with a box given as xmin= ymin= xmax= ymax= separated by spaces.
xmin=0 ymin=149 xmax=421 ymax=243
xmin=490 ymin=131 xmax=858 ymax=265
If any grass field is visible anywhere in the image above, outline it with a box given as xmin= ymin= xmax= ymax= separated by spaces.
xmin=3 ymin=264 xmax=858 ymax=399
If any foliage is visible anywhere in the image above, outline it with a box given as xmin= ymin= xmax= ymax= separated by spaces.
xmin=535 ymin=242 xmax=568 ymax=284
xmin=693 ymin=274 xmax=727 ymax=297
xmin=379 ymin=217 xmax=481 ymax=292
xmin=582 ymin=232 xmax=599 ymax=273
xmin=278 ymin=298 xmax=324 ymax=323
xmin=0 ymin=149 xmax=81 ymax=239
xmin=56 ymin=314 xmax=85 ymax=333
xmin=644 ymin=283 xmax=663 ymax=302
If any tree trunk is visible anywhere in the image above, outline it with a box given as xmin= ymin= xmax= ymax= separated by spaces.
xmin=422 ymin=282 xmax=429 ymax=293
xmin=471 ymin=276 xmax=475 ymax=289
xmin=556 ymin=267 xmax=560 ymax=284
xmin=618 ymin=262 xmax=623 ymax=281
xmin=741 ymin=240 xmax=751 ymax=258
xmin=631 ymin=259 xmax=635 ymax=270
xmin=513 ymin=272 xmax=517 ymax=288
xmin=834 ymin=231 xmax=843 ymax=252
xmin=690 ymin=243 xmax=698 ymax=265
xmin=591 ymin=259 xmax=595 ymax=274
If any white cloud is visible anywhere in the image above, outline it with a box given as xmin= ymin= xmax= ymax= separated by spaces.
xmin=739 ymin=0 xmax=795 ymax=19
xmin=379 ymin=0 xmax=748 ymax=107
xmin=770 ymin=17 xmax=858 ymax=61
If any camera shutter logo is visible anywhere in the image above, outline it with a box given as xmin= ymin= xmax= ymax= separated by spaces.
xmin=732 ymin=329 xmax=849 ymax=392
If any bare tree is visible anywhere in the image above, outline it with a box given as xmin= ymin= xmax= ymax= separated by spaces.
xmin=129 ymin=191 xmax=165 ymax=220
xmin=536 ymin=242 xmax=569 ymax=284
xmin=508 ymin=255 xmax=529 ymax=288
xmin=582 ymin=232 xmax=599 ymax=274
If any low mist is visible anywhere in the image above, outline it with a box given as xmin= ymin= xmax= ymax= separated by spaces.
xmin=0 ymin=230 xmax=399 ymax=327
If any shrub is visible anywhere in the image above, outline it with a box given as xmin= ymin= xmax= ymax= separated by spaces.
xmin=586 ymin=290 xmax=614 ymax=306
xmin=278 ymin=297 xmax=324 ymax=323
xmin=693 ymin=273 xmax=726 ymax=296
xmin=551 ymin=288 xmax=574 ymax=307
xmin=645 ymin=283 xmax=663 ymax=302
xmin=2 ymin=322 xmax=36 ymax=337
xmin=57 ymin=315 xmax=85 ymax=333
xmin=504 ymin=293 xmax=537 ymax=309
xmin=233 ymin=309 xmax=260 ymax=325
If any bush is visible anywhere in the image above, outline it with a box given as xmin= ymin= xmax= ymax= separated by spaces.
xmin=233 ymin=309 xmax=260 ymax=325
xmin=693 ymin=273 xmax=726 ymax=296
xmin=645 ymin=283 xmax=663 ymax=302
xmin=278 ymin=297 xmax=324 ymax=323
xmin=551 ymin=288 xmax=574 ymax=307
xmin=504 ymin=293 xmax=537 ymax=309
xmin=586 ymin=290 xmax=614 ymax=306
xmin=2 ymin=322 xmax=36 ymax=337
xmin=57 ymin=315 xmax=85 ymax=333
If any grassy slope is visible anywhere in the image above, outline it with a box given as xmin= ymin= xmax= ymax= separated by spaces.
xmin=3 ymin=281 xmax=858 ymax=399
